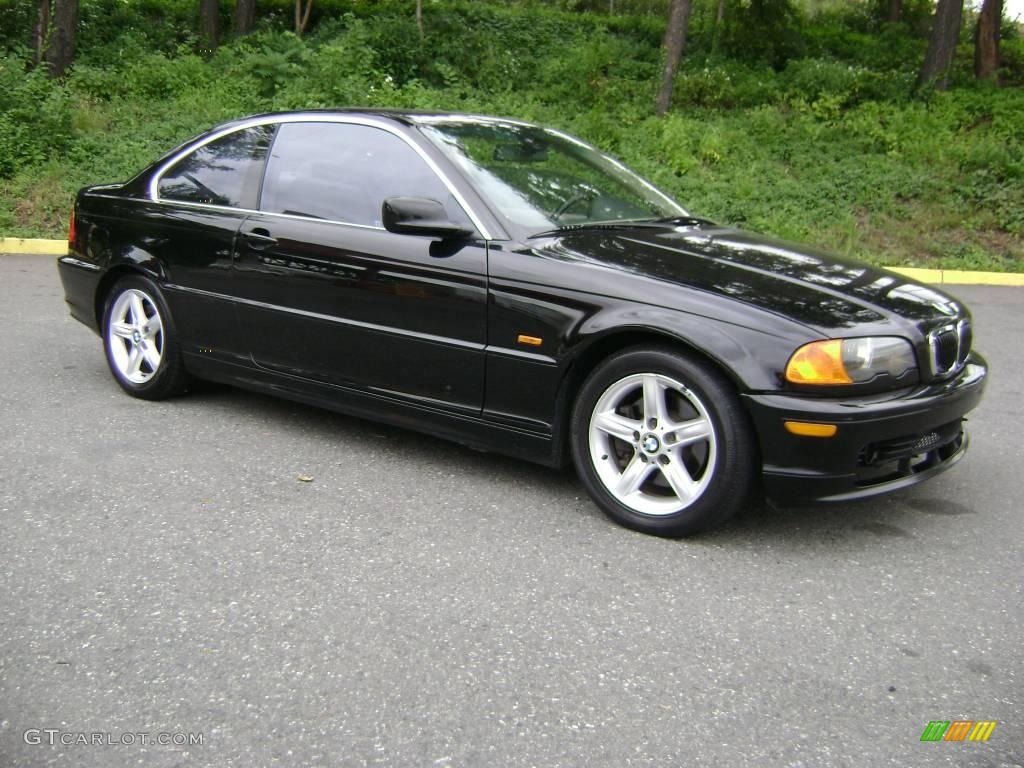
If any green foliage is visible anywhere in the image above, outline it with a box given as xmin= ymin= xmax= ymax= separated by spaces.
xmin=802 ymin=22 xmax=926 ymax=72
xmin=1001 ymin=37 xmax=1024 ymax=83
xmin=861 ymin=0 xmax=936 ymax=34
xmin=75 ymin=0 xmax=200 ymax=57
xmin=0 ymin=2 xmax=36 ymax=52
xmin=670 ymin=61 xmax=781 ymax=109
xmin=0 ymin=0 xmax=1021 ymax=272
xmin=719 ymin=0 xmax=807 ymax=67
xmin=0 ymin=53 xmax=73 ymax=176
xmin=781 ymin=58 xmax=916 ymax=109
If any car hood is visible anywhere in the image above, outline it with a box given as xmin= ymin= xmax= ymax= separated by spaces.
xmin=534 ymin=223 xmax=966 ymax=335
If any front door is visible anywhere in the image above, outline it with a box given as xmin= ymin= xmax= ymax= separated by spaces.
xmin=232 ymin=120 xmax=488 ymax=414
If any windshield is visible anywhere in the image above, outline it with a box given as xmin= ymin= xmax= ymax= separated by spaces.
xmin=417 ymin=119 xmax=688 ymax=234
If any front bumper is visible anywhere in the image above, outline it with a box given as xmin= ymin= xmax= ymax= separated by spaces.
xmin=743 ymin=353 xmax=987 ymax=504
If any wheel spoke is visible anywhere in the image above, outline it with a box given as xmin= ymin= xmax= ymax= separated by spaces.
xmin=642 ymin=374 xmax=666 ymax=425
xmin=593 ymin=411 xmax=640 ymax=444
xmin=142 ymin=344 xmax=161 ymax=371
xmin=145 ymin=313 xmax=162 ymax=337
xmin=668 ymin=417 xmax=712 ymax=447
xmin=129 ymin=293 xmax=147 ymax=326
xmin=126 ymin=346 xmax=143 ymax=377
xmin=110 ymin=322 xmax=134 ymax=339
xmin=660 ymin=459 xmax=699 ymax=503
xmin=615 ymin=453 xmax=653 ymax=497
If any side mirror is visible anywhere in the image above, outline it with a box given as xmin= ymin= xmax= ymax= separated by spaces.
xmin=381 ymin=197 xmax=473 ymax=239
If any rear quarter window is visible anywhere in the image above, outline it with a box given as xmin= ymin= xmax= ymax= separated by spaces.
xmin=157 ymin=125 xmax=275 ymax=209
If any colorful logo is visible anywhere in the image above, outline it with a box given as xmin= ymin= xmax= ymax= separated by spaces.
xmin=920 ymin=720 xmax=997 ymax=742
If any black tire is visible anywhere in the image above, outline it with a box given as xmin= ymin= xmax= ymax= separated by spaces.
xmin=101 ymin=274 xmax=189 ymax=400
xmin=571 ymin=345 xmax=755 ymax=536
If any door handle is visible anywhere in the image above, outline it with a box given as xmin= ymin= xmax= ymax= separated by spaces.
xmin=241 ymin=228 xmax=277 ymax=250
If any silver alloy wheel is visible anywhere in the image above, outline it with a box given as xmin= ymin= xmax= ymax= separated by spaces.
xmin=588 ymin=372 xmax=717 ymax=516
xmin=107 ymin=288 xmax=164 ymax=384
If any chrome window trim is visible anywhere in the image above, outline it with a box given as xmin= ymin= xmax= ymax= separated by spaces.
xmin=141 ymin=197 xmax=389 ymax=232
xmin=412 ymin=114 xmax=538 ymax=130
xmin=78 ymin=193 xmax=386 ymax=232
xmin=149 ymin=114 xmax=494 ymax=240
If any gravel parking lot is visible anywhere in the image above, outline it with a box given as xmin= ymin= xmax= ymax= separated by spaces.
xmin=0 ymin=254 xmax=1020 ymax=767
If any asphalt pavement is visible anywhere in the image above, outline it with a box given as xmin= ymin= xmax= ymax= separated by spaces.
xmin=0 ymin=254 xmax=1020 ymax=767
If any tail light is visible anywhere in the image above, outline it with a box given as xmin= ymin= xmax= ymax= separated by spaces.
xmin=67 ymin=208 xmax=77 ymax=246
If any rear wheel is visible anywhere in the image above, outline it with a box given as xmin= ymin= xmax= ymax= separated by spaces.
xmin=571 ymin=346 xmax=755 ymax=536
xmin=102 ymin=275 xmax=189 ymax=400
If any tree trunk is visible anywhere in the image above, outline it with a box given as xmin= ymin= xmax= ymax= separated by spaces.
xmin=916 ymin=0 xmax=963 ymax=91
xmin=416 ymin=0 xmax=424 ymax=43
xmin=655 ymin=0 xmax=693 ymax=115
xmin=199 ymin=0 xmax=218 ymax=57
xmin=43 ymin=0 xmax=77 ymax=78
xmin=974 ymin=0 xmax=1001 ymax=82
xmin=887 ymin=0 xmax=901 ymax=23
xmin=31 ymin=0 xmax=52 ymax=68
xmin=295 ymin=0 xmax=313 ymax=36
xmin=710 ymin=0 xmax=725 ymax=56
xmin=235 ymin=0 xmax=256 ymax=36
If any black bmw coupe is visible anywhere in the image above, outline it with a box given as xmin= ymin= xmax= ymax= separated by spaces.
xmin=58 ymin=110 xmax=987 ymax=535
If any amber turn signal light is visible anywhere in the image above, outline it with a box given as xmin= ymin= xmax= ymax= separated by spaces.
xmin=785 ymin=339 xmax=853 ymax=385
xmin=784 ymin=421 xmax=838 ymax=438
xmin=517 ymin=334 xmax=543 ymax=347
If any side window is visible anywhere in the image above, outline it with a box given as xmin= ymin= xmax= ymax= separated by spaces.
xmin=157 ymin=125 xmax=275 ymax=209
xmin=260 ymin=122 xmax=471 ymax=229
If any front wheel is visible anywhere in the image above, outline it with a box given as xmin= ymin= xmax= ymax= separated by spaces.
xmin=571 ymin=346 xmax=756 ymax=536
xmin=102 ymin=275 xmax=189 ymax=400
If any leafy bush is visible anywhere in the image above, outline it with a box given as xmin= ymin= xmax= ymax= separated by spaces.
xmin=781 ymin=58 xmax=913 ymax=110
xmin=77 ymin=0 xmax=199 ymax=58
xmin=719 ymin=0 xmax=806 ymax=68
xmin=671 ymin=61 xmax=781 ymax=109
xmin=0 ymin=53 xmax=73 ymax=176
xmin=999 ymin=37 xmax=1024 ymax=85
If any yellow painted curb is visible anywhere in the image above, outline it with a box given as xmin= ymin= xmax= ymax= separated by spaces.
xmin=887 ymin=266 xmax=1024 ymax=287
xmin=1 ymin=237 xmax=1022 ymax=285
xmin=0 ymin=238 xmax=66 ymax=255
xmin=886 ymin=267 xmax=937 ymax=283
xmin=940 ymin=269 xmax=1024 ymax=286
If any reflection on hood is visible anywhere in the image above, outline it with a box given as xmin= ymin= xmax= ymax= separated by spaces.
xmin=534 ymin=223 xmax=964 ymax=333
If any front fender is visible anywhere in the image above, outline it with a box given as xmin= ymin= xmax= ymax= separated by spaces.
xmin=571 ymin=302 xmax=806 ymax=393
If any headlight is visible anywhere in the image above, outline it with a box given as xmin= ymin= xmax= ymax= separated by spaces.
xmin=786 ymin=337 xmax=917 ymax=385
